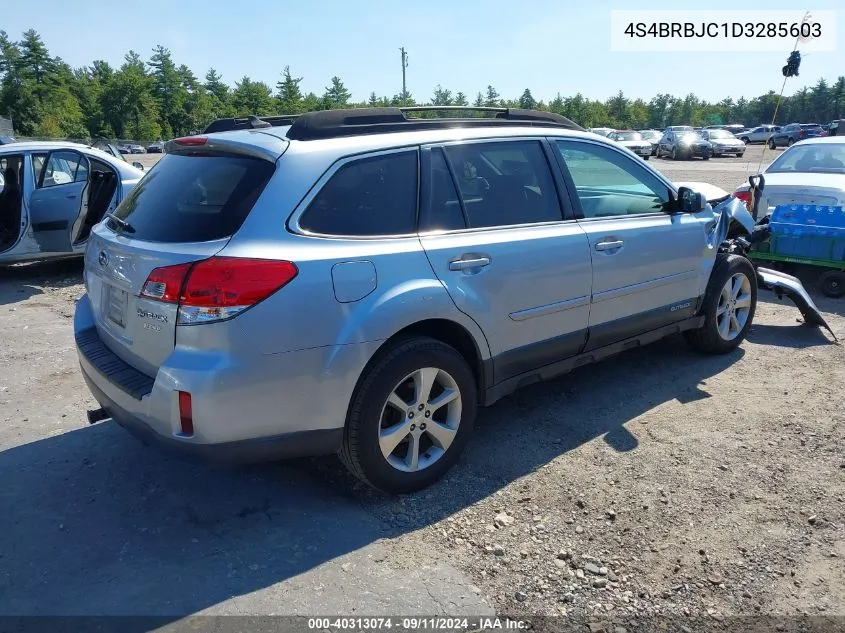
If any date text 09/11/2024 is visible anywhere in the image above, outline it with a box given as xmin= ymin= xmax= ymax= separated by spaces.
xmin=623 ymin=21 xmax=822 ymax=39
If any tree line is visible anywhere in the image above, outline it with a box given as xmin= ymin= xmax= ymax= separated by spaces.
xmin=1 ymin=29 xmax=843 ymax=142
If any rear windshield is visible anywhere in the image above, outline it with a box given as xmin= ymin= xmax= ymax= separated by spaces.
xmin=616 ymin=132 xmax=643 ymax=141
xmin=108 ymin=153 xmax=274 ymax=243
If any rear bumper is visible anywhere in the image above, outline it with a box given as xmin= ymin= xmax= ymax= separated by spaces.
xmin=73 ymin=293 xmax=367 ymax=464
xmin=80 ymin=364 xmax=343 ymax=465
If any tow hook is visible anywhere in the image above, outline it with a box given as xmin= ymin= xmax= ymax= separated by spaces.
xmin=87 ymin=408 xmax=110 ymax=425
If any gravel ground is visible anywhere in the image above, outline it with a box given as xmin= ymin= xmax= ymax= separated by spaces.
xmin=1 ymin=143 xmax=844 ymax=630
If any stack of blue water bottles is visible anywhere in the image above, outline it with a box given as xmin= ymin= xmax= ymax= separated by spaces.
xmin=768 ymin=204 xmax=845 ymax=262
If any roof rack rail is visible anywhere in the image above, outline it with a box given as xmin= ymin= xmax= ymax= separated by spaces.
xmin=202 ymin=114 xmax=300 ymax=134
xmin=285 ymin=107 xmax=584 ymax=141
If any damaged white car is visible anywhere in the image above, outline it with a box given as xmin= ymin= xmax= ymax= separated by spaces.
xmin=0 ymin=141 xmax=145 ymax=265
xmin=677 ymin=180 xmax=834 ymax=339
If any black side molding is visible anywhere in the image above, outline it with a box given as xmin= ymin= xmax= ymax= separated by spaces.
xmin=75 ymin=327 xmax=154 ymax=400
xmin=482 ymin=315 xmax=705 ymax=406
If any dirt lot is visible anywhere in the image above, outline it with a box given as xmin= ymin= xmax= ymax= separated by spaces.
xmin=1 ymin=143 xmax=844 ymax=631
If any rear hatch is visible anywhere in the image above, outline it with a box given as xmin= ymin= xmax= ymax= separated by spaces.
xmin=85 ymin=133 xmax=285 ymax=377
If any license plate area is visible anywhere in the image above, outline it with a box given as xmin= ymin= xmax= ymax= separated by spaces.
xmin=102 ymin=284 xmax=129 ymax=329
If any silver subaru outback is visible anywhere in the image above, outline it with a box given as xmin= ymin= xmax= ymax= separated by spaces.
xmin=73 ymin=107 xmax=775 ymax=493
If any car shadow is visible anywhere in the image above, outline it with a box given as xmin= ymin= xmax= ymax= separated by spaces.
xmin=0 ymin=334 xmax=743 ymax=620
xmin=0 ymin=258 xmax=83 ymax=306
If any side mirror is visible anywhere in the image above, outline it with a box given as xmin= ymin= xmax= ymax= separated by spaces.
xmin=132 ymin=161 xmax=144 ymax=171
xmin=677 ymin=186 xmax=706 ymax=213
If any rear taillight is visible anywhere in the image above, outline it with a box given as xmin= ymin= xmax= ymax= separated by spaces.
xmin=734 ymin=190 xmax=752 ymax=209
xmin=140 ymin=257 xmax=298 ymax=325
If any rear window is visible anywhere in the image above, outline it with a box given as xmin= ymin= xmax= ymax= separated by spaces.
xmin=108 ymin=153 xmax=274 ymax=243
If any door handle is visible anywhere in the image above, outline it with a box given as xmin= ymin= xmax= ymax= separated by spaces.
xmin=449 ymin=256 xmax=491 ymax=271
xmin=595 ymin=240 xmax=624 ymax=251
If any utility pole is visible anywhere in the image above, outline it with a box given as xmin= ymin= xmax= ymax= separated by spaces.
xmin=399 ymin=47 xmax=408 ymax=105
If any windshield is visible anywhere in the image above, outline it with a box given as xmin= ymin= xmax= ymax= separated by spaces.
xmin=616 ymin=132 xmax=643 ymax=141
xmin=641 ymin=131 xmax=660 ymax=139
xmin=680 ymin=133 xmax=702 ymax=143
xmin=708 ymin=130 xmax=734 ymax=139
xmin=767 ymin=144 xmax=845 ymax=174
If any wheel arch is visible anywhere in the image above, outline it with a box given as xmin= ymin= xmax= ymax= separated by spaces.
xmin=348 ymin=318 xmax=491 ymax=412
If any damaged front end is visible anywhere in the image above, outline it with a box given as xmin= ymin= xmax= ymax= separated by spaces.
xmin=708 ymin=193 xmax=836 ymax=341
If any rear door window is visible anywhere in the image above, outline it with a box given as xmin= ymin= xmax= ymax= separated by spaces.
xmin=431 ymin=140 xmax=563 ymax=229
xmin=108 ymin=153 xmax=275 ymax=243
xmin=38 ymin=150 xmax=87 ymax=188
xmin=299 ymin=150 xmax=418 ymax=236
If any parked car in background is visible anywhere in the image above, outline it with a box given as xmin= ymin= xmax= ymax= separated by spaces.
xmin=0 ymin=141 xmax=145 ymax=265
xmin=73 ymin=106 xmax=776 ymax=493
xmin=657 ymin=129 xmax=713 ymax=160
xmin=607 ymin=130 xmax=652 ymax=159
xmin=734 ymin=136 xmax=845 ymax=218
xmin=738 ymin=125 xmax=780 ymax=144
xmin=146 ymin=141 xmax=165 ymax=153
xmin=0 ymin=135 xmax=17 ymax=145
xmin=588 ymin=127 xmax=615 ymax=137
xmin=638 ymin=130 xmax=662 ymax=154
xmin=667 ymin=125 xmax=694 ymax=134
xmin=699 ymin=129 xmax=746 ymax=157
xmin=768 ymin=123 xmax=824 ymax=148
xmin=125 ymin=143 xmax=145 ymax=154
xmin=116 ymin=145 xmax=131 ymax=155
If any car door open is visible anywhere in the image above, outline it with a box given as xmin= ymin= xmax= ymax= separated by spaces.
xmin=553 ymin=139 xmax=707 ymax=350
xmin=28 ymin=149 xmax=90 ymax=253
xmin=418 ymin=139 xmax=593 ymax=386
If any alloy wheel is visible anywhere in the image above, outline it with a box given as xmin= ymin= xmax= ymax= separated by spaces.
xmin=378 ymin=367 xmax=462 ymax=473
xmin=716 ymin=273 xmax=752 ymax=341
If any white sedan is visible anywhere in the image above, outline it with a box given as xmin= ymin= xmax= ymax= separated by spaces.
xmin=0 ymin=141 xmax=145 ymax=265
xmin=734 ymin=136 xmax=845 ymax=219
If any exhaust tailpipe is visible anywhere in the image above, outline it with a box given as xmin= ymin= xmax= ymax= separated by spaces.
xmin=87 ymin=408 xmax=110 ymax=425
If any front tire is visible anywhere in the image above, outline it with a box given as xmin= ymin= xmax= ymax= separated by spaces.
xmin=740 ymin=137 xmax=750 ymax=144
xmin=685 ymin=255 xmax=757 ymax=354
xmin=787 ymin=138 xmax=795 ymax=147
xmin=769 ymin=139 xmax=777 ymax=150
xmin=340 ymin=336 xmax=477 ymax=493
xmin=671 ymin=147 xmax=678 ymax=160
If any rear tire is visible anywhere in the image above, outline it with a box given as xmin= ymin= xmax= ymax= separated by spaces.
xmin=740 ymin=137 xmax=750 ymax=143
xmin=340 ymin=336 xmax=477 ymax=493
xmin=685 ymin=255 xmax=757 ymax=354
xmin=819 ymin=270 xmax=845 ymax=298
xmin=769 ymin=139 xmax=777 ymax=150
xmin=787 ymin=138 xmax=795 ymax=147
xmin=671 ymin=147 xmax=678 ymax=160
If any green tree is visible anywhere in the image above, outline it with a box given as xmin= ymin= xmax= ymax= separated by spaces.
xmin=518 ymin=88 xmax=536 ymax=109
xmin=231 ymin=76 xmax=274 ymax=115
xmin=454 ymin=91 xmax=468 ymax=106
xmin=276 ymin=66 xmax=303 ymax=113
xmin=101 ymin=51 xmax=161 ymax=140
xmin=322 ymin=76 xmax=351 ymax=108
xmin=18 ymin=29 xmax=53 ymax=83
xmin=148 ymin=45 xmax=186 ymax=137
xmin=473 ymin=92 xmax=483 ymax=107
xmin=484 ymin=85 xmax=500 ymax=107
xmin=431 ymin=84 xmax=453 ymax=106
